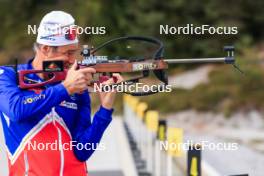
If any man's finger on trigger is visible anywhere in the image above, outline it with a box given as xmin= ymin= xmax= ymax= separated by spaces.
xmin=112 ymin=73 xmax=123 ymax=83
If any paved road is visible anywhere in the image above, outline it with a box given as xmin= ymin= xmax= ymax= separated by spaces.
xmin=87 ymin=117 xmax=137 ymax=176
xmin=169 ymin=65 xmax=213 ymax=89
xmin=184 ymin=134 xmax=264 ymax=176
xmin=168 ymin=112 xmax=264 ymax=176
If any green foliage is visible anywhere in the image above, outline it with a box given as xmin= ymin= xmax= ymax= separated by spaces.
xmin=0 ymin=0 xmax=263 ymax=115
xmin=1 ymin=0 xmax=263 ymax=58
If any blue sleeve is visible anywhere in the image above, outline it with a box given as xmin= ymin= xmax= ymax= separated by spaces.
xmin=73 ymin=91 xmax=113 ymax=161
xmin=0 ymin=67 xmax=70 ymax=122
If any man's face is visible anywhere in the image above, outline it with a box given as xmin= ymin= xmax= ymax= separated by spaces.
xmin=45 ymin=43 xmax=79 ymax=69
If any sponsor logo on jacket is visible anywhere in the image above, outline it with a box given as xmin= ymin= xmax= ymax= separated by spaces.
xmin=0 ymin=69 xmax=4 ymax=75
xmin=60 ymin=101 xmax=78 ymax=110
xmin=24 ymin=94 xmax=46 ymax=104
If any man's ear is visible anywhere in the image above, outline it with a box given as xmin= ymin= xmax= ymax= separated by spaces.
xmin=39 ymin=45 xmax=52 ymax=57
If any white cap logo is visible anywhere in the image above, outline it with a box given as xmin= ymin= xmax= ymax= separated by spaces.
xmin=37 ymin=11 xmax=78 ymax=46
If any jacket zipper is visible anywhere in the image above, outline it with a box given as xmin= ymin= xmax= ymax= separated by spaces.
xmin=24 ymin=151 xmax=29 ymax=176
xmin=52 ymin=108 xmax=64 ymax=176
xmin=85 ymin=162 xmax=89 ymax=176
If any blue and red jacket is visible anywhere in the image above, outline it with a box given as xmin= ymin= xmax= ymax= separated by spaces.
xmin=0 ymin=59 xmax=113 ymax=176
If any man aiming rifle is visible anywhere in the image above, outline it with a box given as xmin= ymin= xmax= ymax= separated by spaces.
xmin=0 ymin=11 xmax=122 ymax=176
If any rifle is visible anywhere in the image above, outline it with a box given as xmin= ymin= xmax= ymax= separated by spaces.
xmin=17 ymin=36 xmax=238 ymax=96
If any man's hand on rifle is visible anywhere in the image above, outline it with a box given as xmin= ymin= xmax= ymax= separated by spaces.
xmin=98 ymin=73 xmax=123 ymax=110
xmin=62 ymin=59 xmax=123 ymax=109
xmin=62 ymin=60 xmax=96 ymax=95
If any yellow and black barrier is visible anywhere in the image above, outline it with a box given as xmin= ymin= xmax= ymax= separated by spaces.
xmin=124 ymin=94 xmax=187 ymax=176
xmin=123 ymin=94 xmax=248 ymax=176
xmin=123 ymin=95 xmax=227 ymax=176
xmin=157 ymin=119 xmax=167 ymax=141
xmin=123 ymin=94 xmax=190 ymax=176
xmin=187 ymin=145 xmax=201 ymax=176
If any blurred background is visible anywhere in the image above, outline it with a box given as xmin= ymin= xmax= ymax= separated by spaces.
xmin=0 ymin=0 xmax=264 ymax=176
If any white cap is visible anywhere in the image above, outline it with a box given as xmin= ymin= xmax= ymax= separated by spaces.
xmin=37 ymin=11 xmax=78 ymax=46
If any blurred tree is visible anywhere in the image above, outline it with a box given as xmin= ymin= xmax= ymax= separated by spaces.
xmin=0 ymin=0 xmax=264 ymax=114
xmin=0 ymin=0 xmax=263 ymax=58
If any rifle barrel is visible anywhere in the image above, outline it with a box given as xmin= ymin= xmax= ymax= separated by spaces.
xmin=164 ymin=57 xmax=233 ymax=64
